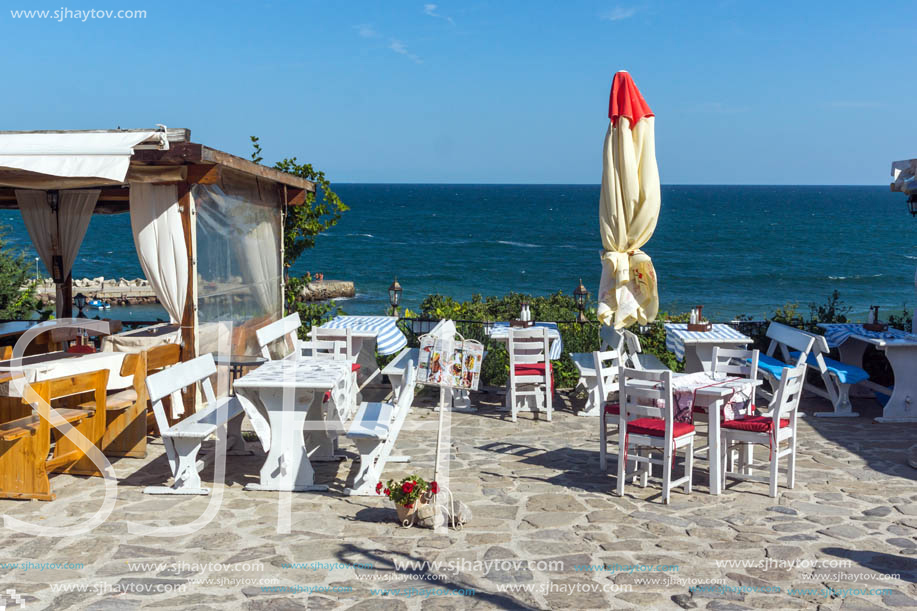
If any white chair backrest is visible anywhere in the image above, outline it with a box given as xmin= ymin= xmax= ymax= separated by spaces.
xmin=712 ymin=346 xmax=760 ymax=407
xmin=618 ymin=365 xmax=673 ymax=422
xmin=398 ymin=359 xmax=417 ymax=411
xmin=256 ymin=312 xmax=302 ymax=360
xmin=308 ymin=327 xmax=353 ymax=360
xmin=600 ymin=325 xmax=625 ymax=353
xmin=621 ymin=329 xmax=643 ymax=355
xmin=765 ymin=322 xmax=817 ymax=364
xmin=593 ymin=348 xmax=621 ymax=403
xmin=771 ymin=362 xmax=807 ymax=421
xmin=145 ymin=353 xmax=218 ymax=433
xmin=507 ymin=326 xmax=549 ymax=366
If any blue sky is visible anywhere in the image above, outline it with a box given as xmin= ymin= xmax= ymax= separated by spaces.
xmin=1 ymin=1 xmax=915 ymax=184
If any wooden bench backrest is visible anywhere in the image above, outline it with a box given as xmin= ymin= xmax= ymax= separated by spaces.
xmin=47 ymin=370 xmax=109 ymax=406
xmin=256 ymin=312 xmax=302 ymax=360
xmin=145 ymin=354 xmax=218 ymax=435
xmin=121 ymin=351 xmax=148 ymax=399
xmin=397 ymin=359 xmax=417 ymax=411
xmin=147 ymin=343 xmax=181 ymax=371
xmin=765 ymin=322 xmax=818 ymax=364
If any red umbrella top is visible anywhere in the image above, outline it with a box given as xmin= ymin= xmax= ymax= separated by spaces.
xmin=608 ymin=71 xmax=654 ymax=128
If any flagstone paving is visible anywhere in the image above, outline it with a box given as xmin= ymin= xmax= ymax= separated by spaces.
xmin=0 ymin=389 xmax=914 ymax=611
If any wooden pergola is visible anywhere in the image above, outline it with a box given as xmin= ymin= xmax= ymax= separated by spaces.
xmin=0 ymin=128 xmax=315 ymax=385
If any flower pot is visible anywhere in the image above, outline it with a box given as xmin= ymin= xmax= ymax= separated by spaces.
xmin=394 ymin=493 xmax=438 ymax=527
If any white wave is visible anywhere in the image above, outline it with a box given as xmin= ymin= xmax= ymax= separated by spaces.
xmin=497 ymin=240 xmax=538 ymax=248
xmin=346 ymin=233 xmax=374 ymax=238
xmin=828 ymin=273 xmax=883 ymax=281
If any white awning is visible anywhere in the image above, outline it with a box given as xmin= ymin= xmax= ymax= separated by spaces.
xmin=0 ymin=131 xmax=165 ymax=188
xmin=891 ymin=159 xmax=917 ymax=195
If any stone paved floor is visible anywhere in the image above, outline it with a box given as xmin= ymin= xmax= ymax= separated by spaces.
xmin=0 ymin=388 xmax=915 ymax=611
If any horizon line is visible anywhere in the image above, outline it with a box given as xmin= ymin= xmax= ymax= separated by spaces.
xmin=328 ymin=182 xmax=891 ymax=187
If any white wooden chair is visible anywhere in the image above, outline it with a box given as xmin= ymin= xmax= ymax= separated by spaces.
xmin=569 ymin=326 xmax=626 ymax=417
xmin=721 ymin=362 xmax=806 ymax=498
xmin=255 ymin=312 xmax=305 ymax=361
xmin=344 ymin=359 xmax=416 ymax=495
xmin=144 ymin=353 xmax=246 ymax=495
xmin=595 ymin=348 xmax=623 ymax=471
xmin=622 ymin=329 xmax=669 ymax=372
xmin=506 ymin=326 xmax=553 ymax=422
xmin=616 ymin=366 xmax=695 ymax=504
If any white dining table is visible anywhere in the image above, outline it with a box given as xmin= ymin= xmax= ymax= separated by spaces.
xmin=664 ymin=323 xmax=753 ymax=373
xmin=233 ymin=358 xmax=353 ymax=492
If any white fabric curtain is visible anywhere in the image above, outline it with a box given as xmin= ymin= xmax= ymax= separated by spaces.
xmin=129 ymin=183 xmax=187 ymax=323
xmin=238 ymin=220 xmax=281 ymax=313
xmin=16 ymin=189 xmax=100 ymax=317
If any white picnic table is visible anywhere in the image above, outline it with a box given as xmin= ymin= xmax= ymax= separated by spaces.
xmin=0 ymin=350 xmax=130 ymax=396
xmin=233 ymin=358 xmax=353 ymax=492
xmin=818 ymin=323 xmax=917 ymax=423
xmin=317 ymin=316 xmax=407 ymax=387
xmin=664 ymin=323 xmax=752 ymax=373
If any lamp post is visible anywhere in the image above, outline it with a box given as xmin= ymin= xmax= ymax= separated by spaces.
xmin=574 ymin=278 xmax=589 ymax=324
xmin=74 ymin=293 xmax=87 ymax=318
xmin=388 ymin=277 xmax=403 ymax=318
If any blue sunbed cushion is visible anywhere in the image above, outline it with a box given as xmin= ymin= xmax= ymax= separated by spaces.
xmin=756 ymin=354 xmax=791 ymax=380
xmin=789 ymin=351 xmax=869 ymax=385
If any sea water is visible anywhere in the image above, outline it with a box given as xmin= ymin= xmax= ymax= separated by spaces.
xmin=2 ymin=185 xmax=912 ymax=321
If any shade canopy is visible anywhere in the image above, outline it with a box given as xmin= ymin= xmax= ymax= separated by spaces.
xmin=597 ymin=71 xmax=661 ymax=329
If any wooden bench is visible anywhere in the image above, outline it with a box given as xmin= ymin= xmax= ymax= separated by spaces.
xmin=78 ymin=351 xmax=149 ymax=458
xmin=0 ymin=370 xmax=109 ymax=501
xmin=344 ymin=359 xmax=416 ymax=495
xmin=143 ymin=353 xmax=246 ymax=495
xmin=784 ymin=328 xmax=868 ymax=418
xmin=756 ymin=322 xmax=816 ymax=401
xmin=256 ymin=313 xmax=305 ymax=361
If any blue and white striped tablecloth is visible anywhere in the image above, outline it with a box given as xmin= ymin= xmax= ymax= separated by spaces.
xmin=320 ymin=316 xmax=407 ymax=356
xmin=664 ymin=323 xmax=751 ymax=362
xmin=819 ymin=323 xmax=917 ymax=348
xmin=486 ymin=322 xmax=563 ymax=360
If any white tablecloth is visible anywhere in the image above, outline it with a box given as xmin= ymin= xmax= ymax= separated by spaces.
xmin=0 ymin=351 xmax=130 ymax=396
xmin=101 ymin=323 xmax=180 ymax=353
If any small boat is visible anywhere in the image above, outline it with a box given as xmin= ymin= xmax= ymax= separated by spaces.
xmin=88 ymin=299 xmax=111 ymax=309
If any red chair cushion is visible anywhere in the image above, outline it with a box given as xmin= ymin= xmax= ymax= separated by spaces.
xmin=604 ymin=402 xmax=620 ymax=415
xmin=626 ymin=417 xmax=695 ymax=438
xmin=721 ymin=415 xmax=789 ymax=433
xmin=67 ymin=345 xmax=95 ymax=354
xmin=514 ymin=362 xmax=555 ymax=392
xmin=351 ymin=363 xmax=361 ymax=372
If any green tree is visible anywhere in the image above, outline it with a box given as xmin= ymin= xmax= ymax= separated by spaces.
xmin=251 ymin=137 xmax=349 ymax=335
xmin=0 ymin=229 xmax=42 ymax=319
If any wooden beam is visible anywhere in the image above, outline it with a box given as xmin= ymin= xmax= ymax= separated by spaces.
xmin=178 ymin=182 xmax=197 ymax=415
xmin=200 ymin=146 xmax=315 ymax=192
xmin=286 ymin=188 xmax=307 ymax=206
xmin=131 ymin=142 xmax=203 ymax=165
xmin=185 ymin=164 xmax=221 ymax=185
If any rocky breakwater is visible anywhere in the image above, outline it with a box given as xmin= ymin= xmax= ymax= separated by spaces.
xmin=34 ymin=277 xmax=158 ymax=306
xmin=298 ymin=279 xmax=355 ymax=302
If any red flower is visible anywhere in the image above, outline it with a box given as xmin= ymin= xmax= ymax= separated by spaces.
xmin=405 ymin=503 xmax=414 ymax=509
xmin=430 ymin=481 xmax=439 ymax=494
xmin=384 ymin=488 xmax=390 ymax=496
xmin=375 ymin=482 xmax=383 ymax=494
xmin=402 ymin=481 xmax=415 ymax=494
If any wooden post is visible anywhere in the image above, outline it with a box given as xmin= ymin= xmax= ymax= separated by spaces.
xmin=60 ymin=273 xmax=73 ymax=319
xmin=178 ymin=182 xmax=197 ymax=414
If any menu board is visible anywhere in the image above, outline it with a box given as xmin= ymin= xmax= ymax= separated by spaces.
xmin=417 ymin=334 xmax=483 ymax=391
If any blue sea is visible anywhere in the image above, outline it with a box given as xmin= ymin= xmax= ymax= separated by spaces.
xmin=2 ymin=185 xmax=914 ymax=322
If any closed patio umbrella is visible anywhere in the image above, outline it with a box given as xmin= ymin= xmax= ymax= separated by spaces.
xmin=597 ymin=71 xmax=661 ymax=329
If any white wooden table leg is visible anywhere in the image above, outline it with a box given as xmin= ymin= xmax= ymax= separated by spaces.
xmin=685 ymin=345 xmax=713 ymax=374
xmin=708 ymin=398 xmax=723 ymax=495
xmin=876 ymin=345 xmax=917 ymax=423
xmin=578 ymin=375 xmax=601 ymax=417
xmin=246 ymin=388 xmax=326 ymax=492
xmin=837 ymin=338 xmax=873 ymax=399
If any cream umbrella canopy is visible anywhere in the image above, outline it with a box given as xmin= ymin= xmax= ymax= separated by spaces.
xmin=597 ymin=71 xmax=661 ymax=329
